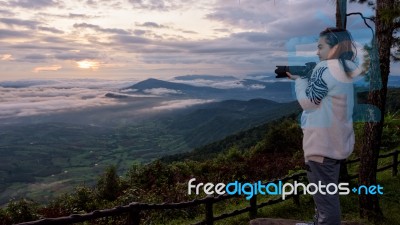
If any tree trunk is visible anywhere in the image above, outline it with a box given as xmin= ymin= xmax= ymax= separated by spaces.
xmin=335 ymin=0 xmax=351 ymax=182
xmin=335 ymin=0 xmax=347 ymax=28
xmin=358 ymin=0 xmax=394 ymax=222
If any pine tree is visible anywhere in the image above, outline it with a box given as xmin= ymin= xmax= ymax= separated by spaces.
xmin=350 ymin=0 xmax=400 ymax=222
xmin=97 ymin=165 xmax=121 ymax=202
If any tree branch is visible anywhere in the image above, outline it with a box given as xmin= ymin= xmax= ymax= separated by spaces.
xmin=346 ymin=12 xmax=375 ymax=37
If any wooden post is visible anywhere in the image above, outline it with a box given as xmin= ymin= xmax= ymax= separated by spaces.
xmin=127 ymin=204 xmax=141 ymax=225
xmin=292 ymin=176 xmax=300 ymax=207
xmin=205 ymin=196 xmax=214 ymax=225
xmin=339 ymin=160 xmax=350 ymax=182
xmin=293 ymin=193 xmax=300 ymax=207
xmin=249 ymin=195 xmax=257 ymax=219
xmin=393 ymin=150 xmax=398 ymax=177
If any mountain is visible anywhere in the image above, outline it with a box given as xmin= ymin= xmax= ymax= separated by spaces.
xmin=173 ymin=75 xmax=237 ymax=81
xmin=125 ymin=78 xmax=225 ymax=97
xmin=104 ymin=93 xmax=129 ymax=99
xmin=120 ymin=78 xmax=294 ymax=102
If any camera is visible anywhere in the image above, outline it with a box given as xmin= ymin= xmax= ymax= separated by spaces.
xmin=275 ymin=62 xmax=316 ymax=78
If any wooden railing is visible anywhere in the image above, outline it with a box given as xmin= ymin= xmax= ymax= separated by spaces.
xmin=15 ymin=149 xmax=399 ymax=225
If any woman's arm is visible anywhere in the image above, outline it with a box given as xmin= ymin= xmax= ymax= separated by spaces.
xmin=293 ymin=67 xmax=329 ymax=110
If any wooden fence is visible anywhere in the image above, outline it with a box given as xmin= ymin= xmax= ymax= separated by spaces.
xmin=15 ymin=150 xmax=399 ymax=225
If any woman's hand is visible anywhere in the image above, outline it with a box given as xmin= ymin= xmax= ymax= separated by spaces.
xmin=286 ymin=72 xmax=300 ymax=80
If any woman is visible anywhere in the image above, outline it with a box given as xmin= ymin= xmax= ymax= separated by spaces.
xmin=287 ymin=27 xmax=361 ymax=225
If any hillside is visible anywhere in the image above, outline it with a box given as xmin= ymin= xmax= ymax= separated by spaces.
xmin=165 ymin=99 xmax=301 ymax=148
xmin=0 ymin=98 xmax=300 ymax=205
xmin=163 ymin=88 xmax=400 ymax=162
xmin=160 ymin=113 xmax=299 ymax=163
xmin=0 ymin=89 xmax=399 ymax=225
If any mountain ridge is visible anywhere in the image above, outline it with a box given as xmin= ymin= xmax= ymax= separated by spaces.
xmin=120 ymin=77 xmax=294 ymax=102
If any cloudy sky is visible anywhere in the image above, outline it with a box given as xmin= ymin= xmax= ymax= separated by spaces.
xmin=0 ymin=0 xmax=398 ymax=81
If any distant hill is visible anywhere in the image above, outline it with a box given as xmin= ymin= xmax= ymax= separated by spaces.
xmin=388 ymin=75 xmax=400 ymax=87
xmin=104 ymin=93 xmax=129 ymax=99
xmin=354 ymin=75 xmax=400 ymax=88
xmin=125 ymin=78 xmax=217 ymax=92
xmin=120 ymin=78 xmax=294 ymax=102
xmin=173 ymin=75 xmax=237 ymax=81
xmin=125 ymin=78 xmax=225 ymax=98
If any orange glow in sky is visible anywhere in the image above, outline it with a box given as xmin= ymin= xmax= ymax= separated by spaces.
xmin=77 ymin=60 xmax=100 ymax=70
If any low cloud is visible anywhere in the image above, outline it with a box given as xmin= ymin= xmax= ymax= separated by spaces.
xmin=171 ymin=78 xmax=245 ymax=89
xmin=247 ymin=84 xmax=265 ymax=89
xmin=0 ymin=93 xmax=114 ymax=118
xmin=143 ymin=88 xmax=183 ymax=96
xmin=0 ymin=79 xmax=129 ymax=119
xmin=33 ymin=65 xmax=62 ymax=73
xmin=149 ymin=99 xmax=214 ymax=111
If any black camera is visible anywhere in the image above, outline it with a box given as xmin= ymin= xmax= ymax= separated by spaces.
xmin=275 ymin=62 xmax=316 ymax=78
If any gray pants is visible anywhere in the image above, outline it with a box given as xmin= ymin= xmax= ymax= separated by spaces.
xmin=306 ymin=158 xmax=341 ymax=225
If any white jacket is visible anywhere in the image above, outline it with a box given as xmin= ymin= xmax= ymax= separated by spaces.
xmin=295 ymin=59 xmax=361 ymax=162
